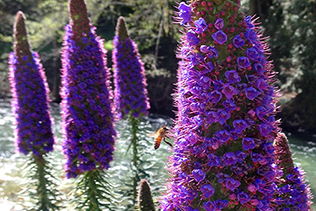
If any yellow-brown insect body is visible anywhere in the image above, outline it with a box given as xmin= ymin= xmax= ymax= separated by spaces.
xmin=154 ymin=126 xmax=169 ymax=150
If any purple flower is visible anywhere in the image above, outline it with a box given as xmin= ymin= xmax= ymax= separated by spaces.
xmin=245 ymin=16 xmax=254 ymax=28
xmin=200 ymin=45 xmax=209 ymax=53
xmin=226 ymin=178 xmax=241 ymax=191
xmin=207 ymin=46 xmax=218 ymax=58
xmin=225 ymin=70 xmax=241 ymax=84
xmin=212 ymin=30 xmax=227 ymax=45
xmin=195 ymin=17 xmax=207 ymax=34
xmin=206 ymin=62 xmax=214 ymax=71
xmin=214 ymin=200 xmax=228 ymax=209
xmin=233 ymin=119 xmax=248 ymax=134
xmin=186 ymin=30 xmax=200 ymax=46
xmin=178 ymin=2 xmax=191 ymax=25
xmin=253 ymin=63 xmax=266 ymax=75
xmin=246 ymin=47 xmax=260 ymax=61
xmin=245 ymin=87 xmax=259 ymax=100
xmin=221 ymin=83 xmax=239 ymax=100
xmin=215 ymin=130 xmax=230 ymax=143
xmin=233 ymin=35 xmax=245 ymax=48
xmin=258 ymin=123 xmax=273 ymax=137
xmin=242 ymin=137 xmax=256 ymax=150
xmin=201 ymin=184 xmax=215 ymax=198
xmin=237 ymin=191 xmax=251 ymax=204
xmin=203 ymin=201 xmax=216 ymax=211
xmin=192 ymin=169 xmax=205 ymax=182
xmin=214 ymin=18 xmax=224 ymax=30
xmin=223 ymin=152 xmax=237 ymax=166
xmin=223 ymin=99 xmax=236 ymax=111
xmin=209 ymin=90 xmax=222 ymax=103
xmin=217 ymin=109 xmax=231 ymax=125
xmin=237 ymin=57 xmax=251 ymax=68
xmin=245 ymin=28 xmax=259 ymax=44
xmin=208 ymin=154 xmax=221 ymax=167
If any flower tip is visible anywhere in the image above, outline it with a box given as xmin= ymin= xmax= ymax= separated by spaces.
xmin=14 ymin=11 xmax=27 ymax=37
xmin=116 ymin=16 xmax=129 ymax=39
xmin=68 ymin=0 xmax=90 ymax=31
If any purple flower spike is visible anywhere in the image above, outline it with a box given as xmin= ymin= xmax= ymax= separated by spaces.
xmin=214 ymin=18 xmax=224 ymax=30
xmin=233 ymin=35 xmax=245 ymax=48
xmin=9 ymin=12 xmax=54 ymax=156
xmin=161 ymin=1 xmax=281 ymax=210
xmin=179 ymin=2 xmax=191 ymax=25
xmin=245 ymin=87 xmax=259 ymax=100
xmin=237 ymin=56 xmax=251 ymax=68
xmin=61 ymin=0 xmax=115 ymax=178
xmin=113 ymin=17 xmax=150 ymax=119
xmin=186 ymin=30 xmax=200 ymax=46
xmin=212 ymin=30 xmax=227 ymax=45
xmin=195 ymin=17 xmax=207 ymax=34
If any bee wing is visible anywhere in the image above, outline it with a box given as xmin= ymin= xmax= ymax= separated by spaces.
xmin=154 ymin=136 xmax=162 ymax=150
xmin=146 ymin=132 xmax=157 ymax=138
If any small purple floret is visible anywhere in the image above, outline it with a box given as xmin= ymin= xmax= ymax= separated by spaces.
xmin=212 ymin=30 xmax=227 ymax=45
xmin=214 ymin=18 xmax=224 ymax=30
xmin=195 ymin=17 xmax=207 ymax=34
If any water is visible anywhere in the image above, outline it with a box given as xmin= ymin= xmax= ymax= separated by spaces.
xmin=0 ymin=100 xmax=315 ymax=210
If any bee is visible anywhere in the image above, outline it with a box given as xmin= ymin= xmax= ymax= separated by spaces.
xmin=150 ymin=125 xmax=173 ymax=150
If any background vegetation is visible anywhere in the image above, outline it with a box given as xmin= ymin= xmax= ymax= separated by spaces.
xmin=1 ymin=0 xmax=316 ymax=136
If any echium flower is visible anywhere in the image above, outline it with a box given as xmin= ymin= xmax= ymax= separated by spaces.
xmin=273 ymin=133 xmax=313 ymax=210
xmin=162 ymin=1 xmax=281 ymax=210
xmin=9 ymin=11 xmax=54 ymax=156
xmin=112 ymin=16 xmax=150 ymax=119
xmin=61 ymin=0 xmax=115 ymax=178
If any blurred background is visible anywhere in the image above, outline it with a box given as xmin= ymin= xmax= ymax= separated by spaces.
xmin=0 ymin=0 xmax=316 ymax=136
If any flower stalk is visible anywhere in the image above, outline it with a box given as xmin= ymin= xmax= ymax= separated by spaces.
xmin=61 ymin=0 xmax=116 ymax=209
xmin=112 ymin=16 xmax=150 ymax=206
xmin=9 ymin=11 xmax=59 ymax=210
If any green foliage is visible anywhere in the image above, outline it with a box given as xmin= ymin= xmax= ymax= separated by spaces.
xmin=72 ymin=170 xmax=115 ymax=211
xmin=21 ymin=153 xmax=63 ymax=211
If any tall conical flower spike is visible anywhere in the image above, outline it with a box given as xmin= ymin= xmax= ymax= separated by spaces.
xmin=113 ymin=16 xmax=150 ymax=119
xmin=9 ymin=11 xmax=54 ymax=156
xmin=161 ymin=1 xmax=281 ymax=210
xmin=138 ymin=179 xmax=155 ymax=211
xmin=61 ymin=0 xmax=115 ymax=179
xmin=9 ymin=11 xmax=60 ymax=210
xmin=273 ymin=133 xmax=313 ymax=210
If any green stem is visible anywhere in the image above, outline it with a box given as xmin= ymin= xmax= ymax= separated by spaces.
xmin=34 ymin=154 xmax=49 ymax=211
xmin=129 ymin=114 xmax=139 ymax=204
